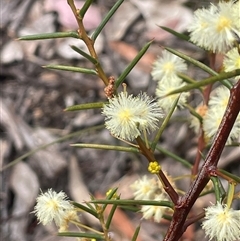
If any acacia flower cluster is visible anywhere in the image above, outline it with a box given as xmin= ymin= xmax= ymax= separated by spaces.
xmin=188 ymin=0 xmax=240 ymax=53
xmin=131 ymin=175 xmax=158 ymax=200
xmin=203 ymin=86 xmax=240 ymax=144
xmin=202 ymin=202 xmax=240 ymax=241
xmin=151 ymin=50 xmax=189 ymax=112
xmin=141 ymin=193 xmax=168 ymax=223
xmin=33 ymin=189 xmax=79 ymax=231
xmin=223 ymin=47 xmax=240 ymax=81
xmin=131 ymin=175 xmax=173 ymax=223
xmin=152 ymin=50 xmax=187 ymax=81
xmin=102 ymin=91 xmax=164 ymax=141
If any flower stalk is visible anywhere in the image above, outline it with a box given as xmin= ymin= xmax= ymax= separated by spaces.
xmin=136 ymin=137 xmax=179 ymax=205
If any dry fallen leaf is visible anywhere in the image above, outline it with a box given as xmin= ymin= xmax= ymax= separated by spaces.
xmin=68 ymin=155 xmax=99 ymax=226
xmin=9 ymin=161 xmax=40 ymax=241
xmin=109 ymin=41 xmax=156 ymax=73
xmin=1 ymin=101 xmax=67 ymax=179
xmin=105 ymin=1 xmax=140 ymax=41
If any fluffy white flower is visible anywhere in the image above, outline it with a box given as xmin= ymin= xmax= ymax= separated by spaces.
xmin=141 ymin=193 xmax=168 ymax=223
xmin=155 ymin=76 xmax=189 ymax=112
xmin=203 ymin=107 xmax=225 ymax=139
xmin=208 ymin=86 xmax=230 ymax=108
xmin=233 ymin=1 xmax=240 ymax=30
xmin=188 ymin=1 xmax=240 ymax=53
xmin=135 ymin=93 xmax=164 ymax=133
xmin=131 ymin=174 xmax=174 ymax=223
xmin=223 ymin=47 xmax=240 ymax=80
xmin=151 ymin=50 xmax=187 ymax=81
xmin=202 ymin=202 xmax=240 ymax=241
xmin=33 ymin=189 xmax=75 ymax=228
xmin=131 ymin=175 xmax=159 ymax=200
xmin=102 ymin=92 xmax=164 ymax=141
xmin=188 ymin=6 xmax=216 ymax=51
xmin=203 ymin=86 xmax=240 ymax=144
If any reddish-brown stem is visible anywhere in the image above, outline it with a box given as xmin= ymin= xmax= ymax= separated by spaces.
xmin=203 ymin=83 xmax=213 ymax=104
xmin=191 ymin=129 xmax=205 ymax=176
xmin=203 ymin=52 xmax=223 ymax=104
xmin=184 ymin=211 xmax=205 ymax=229
xmin=136 ymin=137 xmax=179 ymax=204
xmin=203 ymin=52 xmax=216 ymax=103
xmin=136 ymin=136 xmax=156 ymax=161
xmin=192 ymin=53 xmax=216 ymax=176
xmin=67 ymin=0 xmax=109 ymax=86
xmin=157 ymin=171 xmax=179 ymax=204
xmin=163 ymin=80 xmax=240 ymax=241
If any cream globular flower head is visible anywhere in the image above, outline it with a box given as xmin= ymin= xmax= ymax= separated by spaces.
xmin=203 ymin=107 xmax=225 ymax=141
xmin=33 ymin=189 xmax=78 ymax=230
xmin=203 ymin=86 xmax=240 ymax=144
xmin=223 ymin=47 xmax=240 ymax=80
xmin=188 ymin=1 xmax=240 ymax=53
xmin=130 ymin=175 xmax=159 ymax=200
xmin=151 ymin=50 xmax=187 ymax=81
xmin=233 ymin=0 xmax=240 ymax=30
xmin=202 ymin=202 xmax=240 ymax=241
xmin=141 ymin=193 xmax=168 ymax=223
xmin=102 ymin=92 xmax=164 ymax=141
xmin=131 ymin=175 xmax=174 ymax=223
xmin=187 ymin=5 xmax=216 ymax=49
xmin=208 ymin=86 xmax=230 ymax=108
xmin=155 ymin=76 xmax=189 ymax=112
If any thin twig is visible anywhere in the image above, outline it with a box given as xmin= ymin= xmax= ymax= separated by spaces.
xmin=67 ymin=0 xmax=109 ymax=85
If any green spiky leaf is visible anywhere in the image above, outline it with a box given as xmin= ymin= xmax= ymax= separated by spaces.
xmin=43 ymin=65 xmax=97 ymax=74
xmin=18 ymin=32 xmax=79 ymax=41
